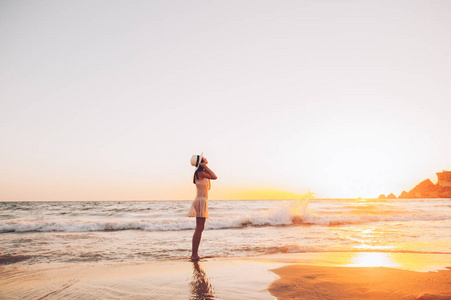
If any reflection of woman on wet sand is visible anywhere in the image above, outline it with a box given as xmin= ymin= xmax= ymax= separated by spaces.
xmin=188 ymin=153 xmax=217 ymax=261
xmin=190 ymin=261 xmax=215 ymax=300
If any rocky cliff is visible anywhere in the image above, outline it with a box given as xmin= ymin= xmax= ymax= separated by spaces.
xmin=436 ymin=171 xmax=451 ymax=197
xmin=404 ymin=179 xmax=438 ymax=198
xmin=396 ymin=170 xmax=451 ymax=198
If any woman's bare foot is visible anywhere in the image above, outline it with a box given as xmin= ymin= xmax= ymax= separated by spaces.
xmin=190 ymin=255 xmax=200 ymax=261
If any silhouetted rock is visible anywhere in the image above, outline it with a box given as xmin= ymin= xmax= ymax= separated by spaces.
xmin=408 ymin=179 xmax=438 ymax=198
xmin=387 ymin=193 xmax=397 ymax=199
xmin=406 ymin=190 xmax=416 ymax=198
xmin=437 ymin=170 xmax=451 ymax=198
xmin=398 ymin=191 xmax=409 ymax=198
xmin=381 ymin=170 xmax=451 ymax=199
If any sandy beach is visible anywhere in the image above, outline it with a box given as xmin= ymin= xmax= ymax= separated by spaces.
xmin=269 ymin=265 xmax=451 ymax=300
xmin=1 ymin=252 xmax=450 ymax=300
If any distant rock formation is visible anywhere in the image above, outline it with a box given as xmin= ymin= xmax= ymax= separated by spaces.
xmin=437 ymin=171 xmax=451 ymax=197
xmin=398 ymin=190 xmax=409 ymax=198
xmin=378 ymin=194 xmax=386 ymax=199
xmin=391 ymin=170 xmax=451 ymax=199
xmin=386 ymin=193 xmax=397 ymax=199
xmin=406 ymin=178 xmax=438 ymax=198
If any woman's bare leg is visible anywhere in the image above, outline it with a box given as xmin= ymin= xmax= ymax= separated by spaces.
xmin=191 ymin=217 xmax=206 ymax=260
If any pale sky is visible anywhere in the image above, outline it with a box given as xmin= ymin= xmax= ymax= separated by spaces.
xmin=1 ymin=0 xmax=450 ymax=201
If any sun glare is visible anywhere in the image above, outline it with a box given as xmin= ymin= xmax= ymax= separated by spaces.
xmin=347 ymin=253 xmax=398 ymax=268
xmin=313 ymin=252 xmax=448 ymax=272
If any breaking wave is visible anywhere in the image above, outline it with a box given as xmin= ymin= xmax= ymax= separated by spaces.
xmin=1 ymin=200 xmax=449 ymax=233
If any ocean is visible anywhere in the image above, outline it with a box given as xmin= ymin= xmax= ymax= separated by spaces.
xmin=1 ymin=198 xmax=450 ymax=265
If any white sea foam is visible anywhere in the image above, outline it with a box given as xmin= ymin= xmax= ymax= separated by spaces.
xmin=1 ymin=200 xmax=449 ymax=233
xmin=0 ymin=219 xmax=195 ymax=233
xmin=1 ymin=199 xmax=451 ymax=264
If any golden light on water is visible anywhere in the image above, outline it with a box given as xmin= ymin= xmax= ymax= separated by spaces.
xmin=346 ymin=252 xmax=398 ymax=268
xmin=346 ymin=252 xmax=451 ymax=272
xmin=305 ymin=252 xmax=450 ymax=272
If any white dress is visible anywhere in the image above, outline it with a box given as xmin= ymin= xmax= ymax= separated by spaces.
xmin=188 ymin=177 xmax=210 ymax=218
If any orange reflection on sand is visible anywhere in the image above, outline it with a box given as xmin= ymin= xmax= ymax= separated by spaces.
xmin=335 ymin=252 xmax=449 ymax=272
xmin=276 ymin=252 xmax=450 ymax=272
xmin=346 ymin=252 xmax=398 ymax=268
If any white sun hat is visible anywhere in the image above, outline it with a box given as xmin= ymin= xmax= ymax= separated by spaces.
xmin=190 ymin=152 xmax=204 ymax=170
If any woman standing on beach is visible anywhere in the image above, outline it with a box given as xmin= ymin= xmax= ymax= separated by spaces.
xmin=188 ymin=153 xmax=217 ymax=261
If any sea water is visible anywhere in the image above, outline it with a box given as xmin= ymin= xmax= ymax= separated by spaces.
xmin=1 ymin=198 xmax=450 ymax=265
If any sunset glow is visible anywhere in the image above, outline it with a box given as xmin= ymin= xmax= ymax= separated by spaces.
xmin=345 ymin=252 xmax=451 ymax=272
xmin=224 ymin=188 xmax=314 ymax=201
xmin=1 ymin=1 xmax=450 ymax=201
xmin=348 ymin=252 xmax=397 ymax=268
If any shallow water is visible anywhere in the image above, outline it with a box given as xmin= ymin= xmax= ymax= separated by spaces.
xmin=1 ymin=198 xmax=450 ymax=264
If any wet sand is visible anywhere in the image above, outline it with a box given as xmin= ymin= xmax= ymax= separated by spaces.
xmin=0 ymin=258 xmax=279 ymax=299
xmin=269 ymin=265 xmax=451 ymax=300
xmin=267 ymin=252 xmax=451 ymax=300
xmin=1 ymin=252 xmax=450 ymax=299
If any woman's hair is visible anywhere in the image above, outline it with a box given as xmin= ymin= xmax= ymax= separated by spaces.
xmin=193 ymin=159 xmax=205 ymax=184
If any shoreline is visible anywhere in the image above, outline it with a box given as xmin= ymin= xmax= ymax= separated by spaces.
xmin=1 ymin=252 xmax=450 ymax=299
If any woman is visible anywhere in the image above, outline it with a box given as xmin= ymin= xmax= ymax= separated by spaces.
xmin=188 ymin=153 xmax=217 ymax=261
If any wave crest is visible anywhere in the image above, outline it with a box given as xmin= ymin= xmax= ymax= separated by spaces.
xmin=1 ymin=200 xmax=449 ymax=233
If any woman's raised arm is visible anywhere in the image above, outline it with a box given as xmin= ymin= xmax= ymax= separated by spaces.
xmin=199 ymin=163 xmax=217 ymax=180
